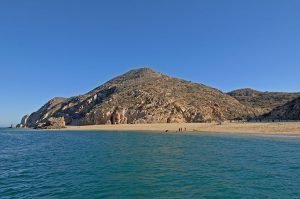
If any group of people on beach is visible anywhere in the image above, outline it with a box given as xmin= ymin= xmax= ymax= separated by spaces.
xmin=164 ymin=127 xmax=187 ymax=133
xmin=178 ymin=127 xmax=186 ymax=132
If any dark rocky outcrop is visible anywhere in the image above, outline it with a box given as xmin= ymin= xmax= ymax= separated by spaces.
xmin=263 ymin=97 xmax=300 ymax=120
xmin=16 ymin=114 xmax=30 ymax=128
xmin=228 ymin=88 xmax=300 ymax=115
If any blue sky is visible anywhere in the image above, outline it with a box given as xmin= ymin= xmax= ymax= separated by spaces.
xmin=0 ymin=0 xmax=300 ymax=126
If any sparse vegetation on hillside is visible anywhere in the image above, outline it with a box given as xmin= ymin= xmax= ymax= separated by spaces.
xmin=23 ymin=68 xmax=257 ymax=128
xmin=228 ymin=88 xmax=300 ymax=114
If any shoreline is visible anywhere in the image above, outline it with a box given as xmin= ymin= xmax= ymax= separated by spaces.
xmin=64 ymin=122 xmax=300 ymax=135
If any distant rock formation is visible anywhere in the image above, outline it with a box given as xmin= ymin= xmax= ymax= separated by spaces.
xmin=19 ymin=68 xmax=300 ymax=129
xmin=16 ymin=115 xmax=29 ymax=128
xmin=228 ymin=88 xmax=300 ymax=115
xmin=21 ymin=114 xmax=29 ymax=125
xmin=35 ymin=117 xmax=66 ymax=129
xmin=21 ymin=68 xmax=259 ymax=129
xmin=263 ymin=97 xmax=300 ymax=120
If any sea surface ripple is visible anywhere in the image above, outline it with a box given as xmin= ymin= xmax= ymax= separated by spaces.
xmin=1 ymin=129 xmax=300 ymax=198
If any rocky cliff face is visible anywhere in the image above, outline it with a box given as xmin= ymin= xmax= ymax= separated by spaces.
xmin=263 ymin=97 xmax=300 ymax=120
xmin=228 ymin=88 xmax=300 ymax=115
xmin=22 ymin=68 xmax=259 ymax=128
xmin=16 ymin=115 xmax=30 ymax=128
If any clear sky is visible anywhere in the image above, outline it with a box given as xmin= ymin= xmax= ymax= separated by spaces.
xmin=0 ymin=0 xmax=300 ymax=126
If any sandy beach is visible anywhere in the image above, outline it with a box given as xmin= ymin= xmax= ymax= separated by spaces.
xmin=65 ymin=122 xmax=300 ymax=135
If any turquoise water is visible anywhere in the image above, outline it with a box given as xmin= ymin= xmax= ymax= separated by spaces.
xmin=1 ymin=129 xmax=300 ymax=198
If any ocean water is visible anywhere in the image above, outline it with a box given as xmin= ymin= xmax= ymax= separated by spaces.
xmin=0 ymin=129 xmax=300 ymax=198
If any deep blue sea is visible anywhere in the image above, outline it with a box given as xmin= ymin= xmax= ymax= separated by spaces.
xmin=1 ymin=128 xmax=300 ymax=198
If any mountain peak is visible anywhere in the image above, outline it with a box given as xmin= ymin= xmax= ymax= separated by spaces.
xmin=23 ymin=66 xmax=258 ymax=129
xmin=19 ymin=67 xmax=300 ymax=129
xmin=132 ymin=67 xmax=157 ymax=73
xmin=105 ymin=67 xmax=162 ymax=86
xmin=125 ymin=67 xmax=160 ymax=77
xmin=229 ymin=88 xmax=259 ymax=94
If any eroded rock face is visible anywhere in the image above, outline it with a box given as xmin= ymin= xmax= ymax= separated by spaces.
xmin=26 ymin=97 xmax=67 ymax=128
xmin=23 ymin=67 xmax=261 ymax=128
xmin=17 ymin=114 xmax=30 ymax=128
xmin=111 ymin=108 xmax=127 ymax=124
xmin=21 ymin=115 xmax=29 ymax=127
xmin=35 ymin=117 xmax=66 ymax=129
xmin=263 ymin=97 xmax=300 ymax=120
xmin=228 ymin=88 xmax=300 ymax=115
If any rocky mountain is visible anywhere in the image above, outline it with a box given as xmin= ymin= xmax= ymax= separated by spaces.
xmin=228 ymin=88 xmax=300 ymax=115
xmin=21 ymin=68 xmax=258 ymax=129
xmin=263 ymin=97 xmax=300 ymax=120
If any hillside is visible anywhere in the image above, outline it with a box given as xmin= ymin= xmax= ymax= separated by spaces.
xmin=228 ymin=88 xmax=300 ymax=114
xmin=264 ymin=97 xmax=300 ymax=120
xmin=20 ymin=68 xmax=257 ymax=129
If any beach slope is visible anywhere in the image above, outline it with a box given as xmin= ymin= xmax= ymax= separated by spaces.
xmin=65 ymin=122 xmax=300 ymax=135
